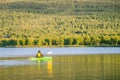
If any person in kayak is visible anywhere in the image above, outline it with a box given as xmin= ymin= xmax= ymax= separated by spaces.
xmin=36 ymin=50 xmax=44 ymax=58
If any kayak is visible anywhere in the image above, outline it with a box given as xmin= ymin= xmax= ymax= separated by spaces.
xmin=29 ymin=57 xmax=52 ymax=61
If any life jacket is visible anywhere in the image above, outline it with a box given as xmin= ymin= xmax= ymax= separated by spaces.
xmin=37 ymin=53 xmax=41 ymax=57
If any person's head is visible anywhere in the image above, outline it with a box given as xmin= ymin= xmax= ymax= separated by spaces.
xmin=38 ymin=50 xmax=41 ymax=53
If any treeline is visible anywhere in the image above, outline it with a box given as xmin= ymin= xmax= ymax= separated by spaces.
xmin=0 ymin=35 xmax=120 ymax=47
xmin=0 ymin=14 xmax=120 ymax=38
xmin=0 ymin=0 xmax=119 ymax=14
xmin=0 ymin=0 xmax=120 ymax=47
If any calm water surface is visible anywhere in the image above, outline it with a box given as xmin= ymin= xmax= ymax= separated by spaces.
xmin=0 ymin=47 xmax=120 ymax=57
xmin=0 ymin=47 xmax=120 ymax=80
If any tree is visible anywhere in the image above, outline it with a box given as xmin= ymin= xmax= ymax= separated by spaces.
xmin=8 ymin=39 xmax=17 ymax=45
xmin=102 ymin=36 xmax=111 ymax=45
xmin=19 ymin=39 xmax=26 ymax=45
xmin=78 ymin=36 xmax=84 ymax=45
xmin=1 ymin=39 xmax=8 ymax=47
xmin=84 ymin=35 xmax=91 ymax=45
xmin=25 ymin=38 xmax=34 ymax=45
xmin=91 ymin=36 xmax=101 ymax=46
xmin=111 ymin=35 xmax=119 ymax=46
xmin=51 ymin=38 xmax=58 ymax=45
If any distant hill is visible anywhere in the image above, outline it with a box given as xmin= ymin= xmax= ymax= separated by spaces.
xmin=0 ymin=0 xmax=120 ymax=47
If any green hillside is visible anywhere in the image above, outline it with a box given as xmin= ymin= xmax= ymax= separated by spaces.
xmin=0 ymin=0 xmax=120 ymax=47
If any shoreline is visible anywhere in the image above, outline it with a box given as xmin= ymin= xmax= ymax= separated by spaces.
xmin=0 ymin=45 xmax=120 ymax=48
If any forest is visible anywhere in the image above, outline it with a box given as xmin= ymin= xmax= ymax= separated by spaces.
xmin=0 ymin=0 xmax=120 ymax=47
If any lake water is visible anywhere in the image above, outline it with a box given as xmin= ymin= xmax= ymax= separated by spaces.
xmin=0 ymin=47 xmax=120 ymax=80
xmin=0 ymin=47 xmax=120 ymax=57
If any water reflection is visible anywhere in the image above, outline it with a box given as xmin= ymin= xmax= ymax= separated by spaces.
xmin=0 ymin=54 xmax=120 ymax=80
xmin=47 ymin=61 xmax=52 ymax=77
xmin=35 ymin=60 xmax=53 ymax=78
xmin=53 ymin=54 xmax=120 ymax=80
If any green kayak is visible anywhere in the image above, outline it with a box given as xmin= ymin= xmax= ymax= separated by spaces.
xmin=29 ymin=57 xmax=52 ymax=61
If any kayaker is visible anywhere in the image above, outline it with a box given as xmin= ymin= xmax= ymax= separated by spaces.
xmin=36 ymin=50 xmax=44 ymax=58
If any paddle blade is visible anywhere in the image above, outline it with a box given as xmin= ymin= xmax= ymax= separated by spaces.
xmin=47 ymin=51 xmax=53 ymax=55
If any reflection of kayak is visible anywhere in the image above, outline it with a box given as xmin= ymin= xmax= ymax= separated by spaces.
xmin=29 ymin=57 xmax=52 ymax=61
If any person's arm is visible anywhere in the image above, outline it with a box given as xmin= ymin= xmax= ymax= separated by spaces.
xmin=41 ymin=53 xmax=44 ymax=57
xmin=36 ymin=53 xmax=38 ymax=57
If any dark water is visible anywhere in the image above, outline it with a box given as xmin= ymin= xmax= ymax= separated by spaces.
xmin=0 ymin=54 xmax=120 ymax=80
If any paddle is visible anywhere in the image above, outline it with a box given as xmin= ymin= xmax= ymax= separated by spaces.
xmin=46 ymin=51 xmax=53 ymax=56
